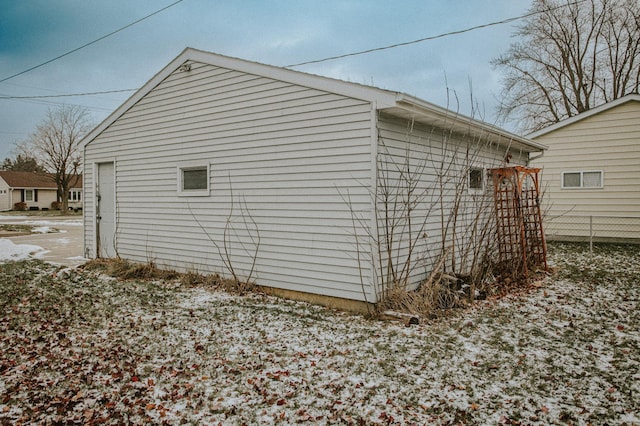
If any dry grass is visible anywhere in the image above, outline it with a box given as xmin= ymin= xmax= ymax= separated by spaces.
xmin=81 ymin=258 xmax=179 ymax=281
xmin=81 ymin=258 xmax=254 ymax=294
xmin=377 ymin=254 xmax=541 ymax=320
xmin=379 ymin=253 xmax=476 ymax=319
xmin=379 ymin=275 xmax=469 ymax=319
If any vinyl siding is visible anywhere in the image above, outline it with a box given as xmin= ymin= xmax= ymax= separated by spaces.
xmin=84 ymin=61 xmax=374 ymax=301
xmin=531 ymin=100 xmax=640 ymax=239
xmin=376 ymin=113 xmax=525 ymax=292
xmin=0 ymin=180 xmax=9 ymax=211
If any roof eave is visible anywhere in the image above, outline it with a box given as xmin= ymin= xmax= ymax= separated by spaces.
xmin=80 ymin=47 xmax=545 ymax=154
xmin=528 ymin=93 xmax=640 ymax=139
xmin=382 ymin=93 xmax=547 ymax=153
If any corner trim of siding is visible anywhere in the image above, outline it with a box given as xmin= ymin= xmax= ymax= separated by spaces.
xmin=369 ymin=102 xmax=379 ymax=303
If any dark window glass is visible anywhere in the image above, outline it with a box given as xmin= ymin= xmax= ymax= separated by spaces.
xmin=183 ymin=168 xmax=207 ymax=190
xmin=469 ymin=168 xmax=483 ymax=190
xmin=563 ymin=172 xmax=581 ymax=188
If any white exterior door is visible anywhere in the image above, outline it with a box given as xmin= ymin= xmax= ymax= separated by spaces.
xmin=97 ymin=162 xmax=116 ymax=258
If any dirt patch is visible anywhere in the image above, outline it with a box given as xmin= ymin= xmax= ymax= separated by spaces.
xmin=0 ymin=230 xmax=31 ymax=237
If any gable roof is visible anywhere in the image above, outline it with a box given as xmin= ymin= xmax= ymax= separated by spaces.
xmin=82 ymin=47 xmax=546 ymax=153
xmin=0 ymin=171 xmax=82 ymax=189
xmin=528 ymin=93 xmax=640 ymax=139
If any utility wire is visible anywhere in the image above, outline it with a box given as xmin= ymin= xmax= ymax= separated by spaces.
xmin=286 ymin=0 xmax=586 ymax=68
xmin=0 ymin=88 xmax=137 ymax=99
xmin=1 ymin=0 xmax=585 ymax=98
xmin=0 ymin=0 xmax=184 ymax=84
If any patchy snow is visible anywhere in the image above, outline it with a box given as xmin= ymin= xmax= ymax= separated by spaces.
xmin=24 ymin=219 xmax=83 ymax=227
xmin=66 ymin=255 xmax=87 ymax=261
xmin=31 ymin=226 xmax=54 ymax=234
xmin=0 ymin=215 xmax=27 ymax=220
xmin=0 ymin=238 xmax=47 ymax=261
xmin=0 ymin=243 xmax=638 ymax=424
xmin=0 ymin=216 xmax=81 ymax=234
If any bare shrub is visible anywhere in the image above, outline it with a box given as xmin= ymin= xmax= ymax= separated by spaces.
xmin=188 ymin=174 xmax=260 ymax=290
xmin=344 ymin=101 xmax=520 ymax=319
xmin=81 ymin=258 xmax=179 ymax=281
xmin=13 ymin=202 xmax=27 ymax=211
xmin=82 ymin=258 xmax=256 ymax=295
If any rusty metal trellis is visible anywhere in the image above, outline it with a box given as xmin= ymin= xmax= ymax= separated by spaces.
xmin=490 ymin=166 xmax=547 ymax=277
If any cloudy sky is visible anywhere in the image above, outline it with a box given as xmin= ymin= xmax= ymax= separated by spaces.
xmin=0 ymin=0 xmax=531 ymax=160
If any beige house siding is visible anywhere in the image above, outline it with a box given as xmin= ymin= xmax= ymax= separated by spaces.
xmin=530 ymin=97 xmax=640 ymax=240
xmin=0 ymin=181 xmax=10 ymax=211
xmin=25 ymin=189 xmax=57 ymax=210
xmin=0 ymin=188 xmax=57 ymax=210
xmin=0 ymin=172 xmax=83 ymax=211
xmin=0 ymin=188 xmax=82 ymax=211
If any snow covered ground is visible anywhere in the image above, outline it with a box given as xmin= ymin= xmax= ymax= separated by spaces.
xmin=0 ymin=243 xmax=638 ymax=425
xmin=0 ymin=215 xmax=84 ymax=267
xmin=0 ymin=238 xmax=47 ymax=261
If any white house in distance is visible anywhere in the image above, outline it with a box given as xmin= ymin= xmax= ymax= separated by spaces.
xmin=529 ymin=94 xmax=640 ymax=242
xmin=81 ymin=48 xmax=546 ymax=309
xmin=0 ymin=171 xmax=83 ymax=211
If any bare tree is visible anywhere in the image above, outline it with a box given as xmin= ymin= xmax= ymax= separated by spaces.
xmin=493 ymin=0 xmax=640 ymax=132
xmin=21 ymin=105 xmax=92 ymax=212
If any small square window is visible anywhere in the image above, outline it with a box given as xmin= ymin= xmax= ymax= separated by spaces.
xmin=69 ymin=190 xmax=82 ymax=201
xmin=582 ymin=171 xmax=602 ymax=188
xmin=563 ymin=172 xmax=581 ymax=188
xmin=178 ymin=164 xmax=210 ymax=196
xmin=469 ymin=167 xmax=484 ymax=192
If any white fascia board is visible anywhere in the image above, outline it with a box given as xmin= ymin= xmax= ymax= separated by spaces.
xmin=393 ymin=93 xmax=547 ymax=152
xmin=527 ymin=94 xmax=640 ymax=139
xmin=186 ymin=48 xmax=399 ymax=107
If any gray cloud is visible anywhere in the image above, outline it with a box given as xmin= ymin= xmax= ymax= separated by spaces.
xmin=0 ymin=0 xmax=529 ymax=159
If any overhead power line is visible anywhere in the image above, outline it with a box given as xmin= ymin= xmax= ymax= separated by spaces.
xmin=0 ymin=88 xmax=137 ymax=100
xmin=1 ymin=0 xmax=585 ymax=99
xmin=286 ymin=0 xmax=586 ymax=68
xmin=0 ymin=0 xmax=185 ymax=84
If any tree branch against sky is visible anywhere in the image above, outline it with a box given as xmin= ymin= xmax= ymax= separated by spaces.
xmin=493 ymin=0 xmax=640 ymax=133
xmin=21 ymin=105 xmax=92 ymax=212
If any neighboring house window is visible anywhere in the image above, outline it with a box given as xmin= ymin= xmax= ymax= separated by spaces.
xmin=69 ymin=190 xmax=82 ymax=201
xmin=178 ymin=164 xmax=210 ymax=196
xmin=468 ymin=167 xmax=484 ymax=192
xmin=561 ymin=171 xmax=603 ymax=189
xmin=25 ymin=189 xmax=33 ymax=201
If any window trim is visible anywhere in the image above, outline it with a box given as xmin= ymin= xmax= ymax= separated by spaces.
xmin=468 ymin=166 xmax=485 ymax=193
xmin=69 ymin=190 xmax=82 ymax=202
xmin=561 ymin=170 xmax=604 ymax=189
xmin=177 ymin=163 xmax=210 ymax=196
